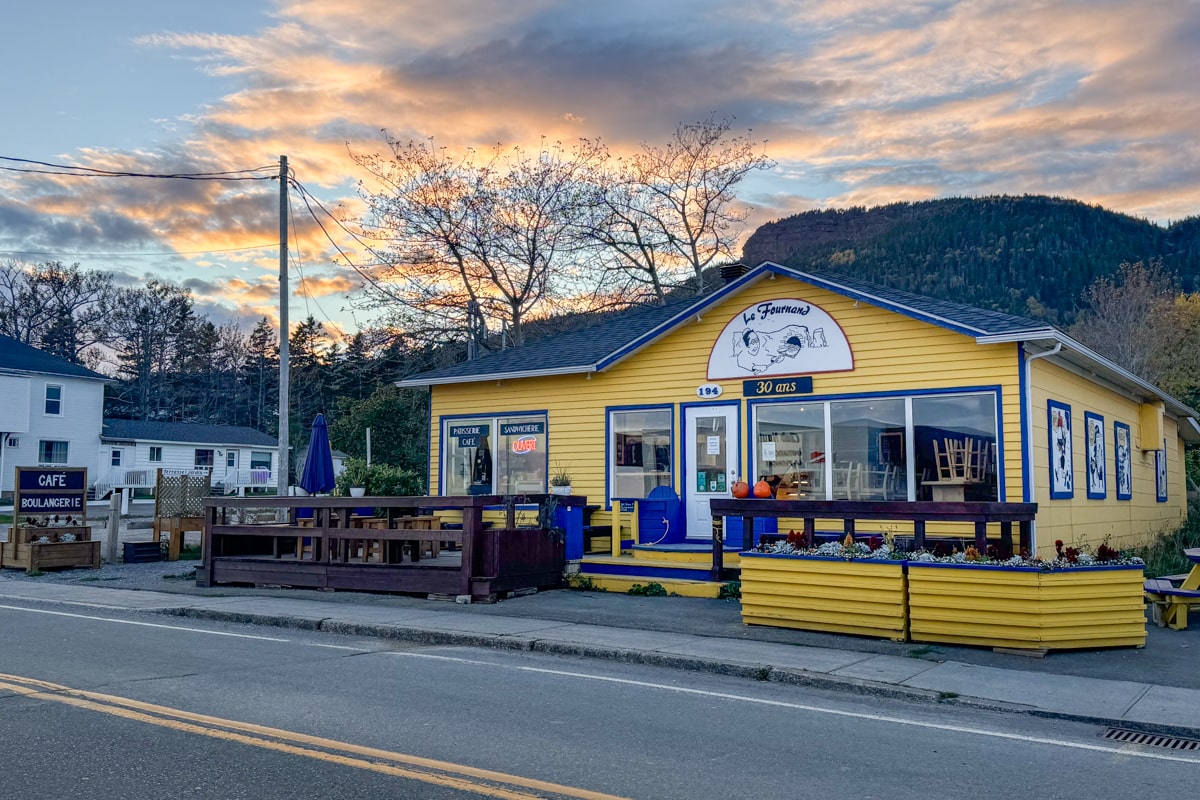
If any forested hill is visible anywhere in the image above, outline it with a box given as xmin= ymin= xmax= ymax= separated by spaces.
xmin=741 ymin=195 xmax=1200 ymax=324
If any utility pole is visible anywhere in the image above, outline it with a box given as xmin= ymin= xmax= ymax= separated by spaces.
xmin=277 ymin=155 xmax=290 ymax=498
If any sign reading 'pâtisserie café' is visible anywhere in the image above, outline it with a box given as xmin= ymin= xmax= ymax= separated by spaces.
xmin=15 ymin=467 xmax=87 ymax=515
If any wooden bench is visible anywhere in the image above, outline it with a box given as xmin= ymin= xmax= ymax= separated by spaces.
xmin=1144 ymin=578 xmax=1200 ymax=630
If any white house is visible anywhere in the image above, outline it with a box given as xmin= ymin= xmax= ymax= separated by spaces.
xmin=98 ymin=419 xmax=281 ymax=497
xmin=0 ymin=335 xmax=107 ymax=500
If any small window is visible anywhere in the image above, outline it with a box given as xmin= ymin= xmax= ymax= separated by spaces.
xmin=227 ymin=451 xmax=237 ymax=469
xmin=111 ymin=449 xmax=122 ymax=467
xmin=39 ymin=440 xmax=68 ymax=465
xmin=149 ymin=446 xmax=163 ymax=462
xmin=194 ymin=449 xmax=215 ymax=467
xmin=610 ymin=408 xmax=673 ymax=499
xmin=250 ymin=451 xmax=272 ymax=470
xmin=45 ymin=385 xmax=62 ymax=415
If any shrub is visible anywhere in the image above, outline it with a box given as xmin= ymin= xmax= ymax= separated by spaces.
xmin=334 ymin=457 xmax=425 ymax=497
xmin=1131 ymin=500 xmax=1200 ymax=577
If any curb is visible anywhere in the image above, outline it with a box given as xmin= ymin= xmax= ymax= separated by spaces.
xmin=158 ymin=605 xmax=1200 ymax=740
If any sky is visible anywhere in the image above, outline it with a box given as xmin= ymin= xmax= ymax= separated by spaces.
xmin=3 ymin=0 xmax=1199 ymax=338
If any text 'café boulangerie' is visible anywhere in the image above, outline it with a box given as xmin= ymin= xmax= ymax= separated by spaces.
xmin=399 ymin=262 xmax=1197 ymax=571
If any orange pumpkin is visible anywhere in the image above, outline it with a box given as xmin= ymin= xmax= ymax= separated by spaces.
xmin=731 ymin=480 xmax=750 ymax=499
xmin=753 ymin=479 xmax=772 ymax=498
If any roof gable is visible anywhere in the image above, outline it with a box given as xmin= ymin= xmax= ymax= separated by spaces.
xmin=399 ymin=262 xmax=1049 ymax=386
xmin=0 ymin=335 xmax=107 ymax=381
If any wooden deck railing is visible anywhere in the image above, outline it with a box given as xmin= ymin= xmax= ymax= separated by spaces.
xmin=708 ymin=499 xmax=1038 ymax=581
xmin=199 ymin=494 xmax=587 ymax=600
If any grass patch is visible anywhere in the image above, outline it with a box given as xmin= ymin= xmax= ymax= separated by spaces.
xmin=24 ymin=570 xmax=45 ymax=577
xmin=178 ymin=545 xmax=203 ymax=561
xmin=906 ymin=645 xmax=942 ymax=659
xmin=718 ymin=580 xmax=741 ymax=600
xmin=1130 ymin=500 xmax=1200 ymax=577
xmin=163 ymin=568 xmax=197 ymax=581
xmin=569 ymin=575 xmax=607 ymax=592
xmin=627 ymin=582 xmax=668 ymax=597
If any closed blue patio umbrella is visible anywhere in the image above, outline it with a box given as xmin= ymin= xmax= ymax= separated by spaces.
xmin=299 ymin=413 xmax=336 ymax=495
xmin=297 ymin=414 xmax=335 ymax=521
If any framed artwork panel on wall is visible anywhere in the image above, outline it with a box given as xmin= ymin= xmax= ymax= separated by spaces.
xmin=1047 ymin=400 xmax=1073 ymax=499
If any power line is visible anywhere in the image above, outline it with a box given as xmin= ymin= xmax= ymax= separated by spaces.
xmin=0 ymin=155 xmax=278 ymax=181
xmin=0 ymin=243 xmax=280 ymax=258
xmin=288 ymin=178 xmax=402 ymax=303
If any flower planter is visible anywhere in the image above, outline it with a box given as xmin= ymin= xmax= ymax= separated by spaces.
xmin=1 ymin=526 xmax=101 ymax=573
xmin=739 ymin=552 xmax=908 ymax=641
xmin=907 ymin=562 xmax=1145 ymax=650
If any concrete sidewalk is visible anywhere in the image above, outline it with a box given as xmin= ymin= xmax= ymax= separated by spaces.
xmin=2 ymin=577 xmax=1198 ymax=739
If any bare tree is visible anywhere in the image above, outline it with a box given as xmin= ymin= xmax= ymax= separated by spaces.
xmin=352 ymin=136 xmax=604 ymax=347
xmin=1069 ymin=260 xmax=1177 ymax=382
xmin=0 ymin=259 xmax=115 ymax=365
xmin=591 ymin=117 xmax=774 ymax=300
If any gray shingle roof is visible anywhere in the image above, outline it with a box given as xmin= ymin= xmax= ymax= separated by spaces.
xmin=398 ymin=263 xmax=1053 ymax=386
xmin=401 ymin=293 xmax=711 ymax=384
xmin=0 ymin=335 xmax=107 ymax=381
xmin=102 ymin=419 xmax=277 ymax=447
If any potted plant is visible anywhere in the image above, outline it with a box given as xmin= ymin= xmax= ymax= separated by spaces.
xmin=549 ymin=463 xmax=573 ymax=496
xmin=335 ymin=458 xmax=373 ymax=497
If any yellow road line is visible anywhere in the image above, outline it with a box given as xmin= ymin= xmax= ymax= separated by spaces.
xmin=0 ymin=673 xmax=630 ymax=800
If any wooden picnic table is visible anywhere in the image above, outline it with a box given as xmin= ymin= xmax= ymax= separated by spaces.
xmin=1144 ymin=548 xmax=1200 ymax=629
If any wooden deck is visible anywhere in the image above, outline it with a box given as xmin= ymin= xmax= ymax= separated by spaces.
xmin=199 ymin=494 xmax=579 ymax=601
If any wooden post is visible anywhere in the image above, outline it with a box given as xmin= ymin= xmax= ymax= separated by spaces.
xmin=913 ymin=519 xmax=926 ymax=549
xmin=803 ymin=517 xmax=815 ymax=549
xmin=974 ymin=520 xmax=988 ymax=551
xmin=741 ymin=515 xmax=755 ymax=552
xmin=105 ymin=491 xmax=120 ymax=564
xmin=711 ymin=518 xmax=723 ymax=581
xmin=1019 ymin=520 xmax=1032 ymax=554
xmin=999 ymin=521 xmax=1014 ymax=556
xmin=461 ymin=504 xmax=480 ymax=597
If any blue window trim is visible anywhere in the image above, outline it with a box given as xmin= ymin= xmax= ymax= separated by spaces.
xmin=603 ymin=403 xmax=676 ymax=511
xmin=746 ymin=384 xmax=1006 ymax=501
xmin=436 ymin=409 xmax=548 ymax=496
xmin=679 ymin=399 xmax=741 ymax=534
xmin=1157 ymin=441 xmax=1169 ymax=503
xmin=1114 ymin=420 xmax=1132 ymax=501
xmin=1018 ymin=343 xmax=1031 ymax=502
xmin=1083 ymin=411 xmax=1106 ymax=500
xmin=1047 ymin=399 xmax=1074 ymax=500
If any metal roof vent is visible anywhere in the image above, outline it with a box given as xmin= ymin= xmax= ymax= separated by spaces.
xmin=720 ymin=263 xmax=751 ymax=284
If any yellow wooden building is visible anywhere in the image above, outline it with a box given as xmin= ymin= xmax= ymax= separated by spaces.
xmin=400 ymin=262 xmax=1198 ymax=590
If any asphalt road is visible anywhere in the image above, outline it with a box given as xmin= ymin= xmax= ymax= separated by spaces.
xmin=1 ymin=599 xmax=1196 ymax=799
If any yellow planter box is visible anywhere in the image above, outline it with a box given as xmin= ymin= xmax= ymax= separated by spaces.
xmin=908 ymin=562 xmax=1146 ymax=651
xmin=739 ymin=552 xmax=908 ymax=641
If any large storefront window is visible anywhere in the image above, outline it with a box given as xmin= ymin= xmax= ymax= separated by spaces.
xmin=443 ymin=414 xmax=547 ymax=495
xmin=752 ymin=391 xmax=998 ymax=501
xmin=610 ymin=408 xmax=672 ymax=498
xmin=830 ymin=398 xmax=906 ymax=500
xmin=754 ymin=403 xmax=825 ymax=499
xmin=912 ymin=393 xmax=998 ymax=501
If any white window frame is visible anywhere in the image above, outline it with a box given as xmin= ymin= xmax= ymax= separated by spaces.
xmin=38 ymin=440 xmax=69 ymax=465
xmin=194 ymin=448 xmax=215 ymax=468
xmin=44 ymin=384 xmax=63 ymax=416
xmin=751 ymin=390 xmax=1001 ymax=502
xmin=149 ymin=446 xmax=163 ymax=462
xmin=111 ymin=449 xmax=123 ymax=467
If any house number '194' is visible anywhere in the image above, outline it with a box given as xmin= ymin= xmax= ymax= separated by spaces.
xmin=696 ymin=384 xmax=724 ymax=398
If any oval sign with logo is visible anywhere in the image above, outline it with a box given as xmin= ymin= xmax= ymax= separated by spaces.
xmin=511 ymin=435 xmax=538 ymax=454
xmin=696 ymin=383 xmax=724 ymax=399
